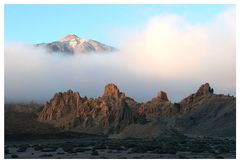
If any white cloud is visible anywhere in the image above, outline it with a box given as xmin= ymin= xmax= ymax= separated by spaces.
xmin=4 ymin=7 xmax=236 ymax=103
xmin=119 ymin=7 xmax=235 ymax=90
xmin=124 ymin=9 xmax=234 ymax=72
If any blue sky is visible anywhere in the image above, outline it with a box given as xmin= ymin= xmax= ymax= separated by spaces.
xmin=5 ymin=4 xmax=233 ymax=47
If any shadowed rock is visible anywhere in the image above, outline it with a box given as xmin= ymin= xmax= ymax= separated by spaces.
xmin=180 ymin=83 xmax=214 ymax=107
xmin=196 ymin=83 xmax=214 ymax=96
xmin=157 ymin=91 xmax=169 ymax=101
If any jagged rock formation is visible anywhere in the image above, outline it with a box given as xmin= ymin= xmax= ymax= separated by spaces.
xmin=38 ymin=83 xmax=144 ymax=135
xmin=37 ymin=83 xmax=235 ymax=138
xmin=118 ymin=83 xmax=235 ymax=138
xmin=36 ymin=34 xmax=116 ymax=54
xmin=139 ymin=91 xmax=179 ymax=118
xmin=180 ymin=83 xmax=214 ymax=108
xmin=196 ymin=83 xmax=214 ymax=95
xmin=103 ymin=83 xmax=123 ymax=98
xmin=157 ymin=91 xmax=169 ymax=101
xmin=138 ymin=84 xmax=218 ymax=119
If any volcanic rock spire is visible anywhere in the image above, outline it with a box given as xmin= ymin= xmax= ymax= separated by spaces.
xmin=103 ymin=83 xmax=122 ymax=98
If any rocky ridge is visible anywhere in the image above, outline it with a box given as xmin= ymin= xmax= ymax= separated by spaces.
xmin=38 ymin=83 xmax=144 ymax=134
xmin=38 ymin=83 xmax=235 ymax=138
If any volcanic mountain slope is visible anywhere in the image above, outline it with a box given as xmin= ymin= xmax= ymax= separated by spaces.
xmin=38 ymin=83 xmax=235 ymax=138
xmin=175 ymin=93 xmax=235 ymax=137
xmin=113 ymin=83 xmax=235 ymax=138
xmin=5 ymin=102 xmax=60 ymax=138
xmin=36 ymin=34 xmax=116 ymax=54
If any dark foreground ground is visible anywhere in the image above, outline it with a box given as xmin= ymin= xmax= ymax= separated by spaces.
xmin=5 ymin=134 xmax=236 ymax=159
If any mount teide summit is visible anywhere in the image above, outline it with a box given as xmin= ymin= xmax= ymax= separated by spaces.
xmin=36 ymin=34 xmax=116 ymax=54
xmin=38 ymin=83 xmax=235 ymax=138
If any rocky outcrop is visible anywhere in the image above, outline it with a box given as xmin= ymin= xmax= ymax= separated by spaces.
xmin=113 ymin=83 xmax=235 ymax=138
xmin=37 ymin=83 xmax=235 ymax=138
xmin=196 ymin=83 xmax=214 ymax=96
xmin=157 ymin=91 xmax=169 ymax=101
xmin=38 ymin=90 xmax=82 ymax=121
xmin=139 ymin=91 xmax=178 ymax=117
xmin=103 ymin=83 xmax=122 ymax=98
xmin=179 ymin=83 xmax=214 ymax=110
xmin=38 ymin=84 xmax=144 ymax=134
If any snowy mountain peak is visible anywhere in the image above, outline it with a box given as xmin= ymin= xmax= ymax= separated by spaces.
xmin=36 ymin=34 xmax=117 ymax=55
xmin=59 ymin=34 xmax=79 ymax=42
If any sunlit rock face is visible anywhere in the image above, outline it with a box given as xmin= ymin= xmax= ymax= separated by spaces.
xmin=195 ymin=83 xmax=214 ymax=96
xmin=103 ymin=83 xmax=123 ymax=98
xmin=38 ymin=83 xmax=144 ymax=134
xmin=138 ymin=90 xmax=178 ymax=118
xmin=179 ymin=83 xmax=214 ymax=108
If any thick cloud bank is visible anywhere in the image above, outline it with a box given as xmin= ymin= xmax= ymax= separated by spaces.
xmin=5 ymin=7 xmax=235 ymax=103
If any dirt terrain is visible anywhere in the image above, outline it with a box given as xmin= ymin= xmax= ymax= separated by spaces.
xmin=5 ymin=136 xmax=235 ymax=159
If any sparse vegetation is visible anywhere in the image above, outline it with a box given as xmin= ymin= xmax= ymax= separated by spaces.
xmin=4 ymin=136 xmax=235 ymax=158
xmin=33 ymin=145 xmax=42 ymax=151
xmin=74 ymin=147 xmax=86 ymax=153
xmin=5 ymin=148 xmax=10 ymax=154
xmin=91 ymin=149 xmax=99 ymax=155
xmin=39 ymin=154 xmax=53 ymax=157
xmin=41 ymin=147 xmax=57 ymax=152
xmin=11 ymin=154 xmax=18 ymax=158
xmin=17 ymin=146 xmax=27 ymax=152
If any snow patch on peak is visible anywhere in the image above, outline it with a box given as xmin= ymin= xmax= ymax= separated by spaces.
xmin=79 ymin=38 xmax=89 ymax=42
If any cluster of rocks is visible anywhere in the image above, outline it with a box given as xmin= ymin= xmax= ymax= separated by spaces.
xmin=38 ymin=83 xmax=234 ymax=137
xmin=38 ymin=83 xmax=144 ymax=134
